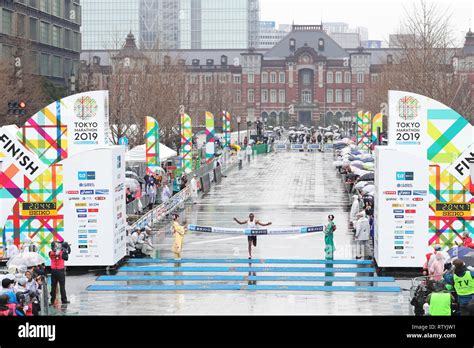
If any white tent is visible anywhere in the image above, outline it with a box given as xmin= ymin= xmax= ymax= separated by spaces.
xmin=125 ymin=143 xmax=177 ymax=163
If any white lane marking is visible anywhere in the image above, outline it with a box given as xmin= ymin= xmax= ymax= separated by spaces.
xmin=286 ymin=233 xmax=320 ymax=240
xmin=188 ymin=236 xmax=246 ymax=245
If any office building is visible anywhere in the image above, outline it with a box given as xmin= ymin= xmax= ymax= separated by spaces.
xmin=0 ymin=0 xmax=81 ymax=85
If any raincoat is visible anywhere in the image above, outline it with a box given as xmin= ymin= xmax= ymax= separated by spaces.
xmin=324 ymin=221 xmax=336 ymax=260
xmin=172 ymin=221 xmax=186 ymax=259
xmin=349 ymin=195 xmax=360 ymax=224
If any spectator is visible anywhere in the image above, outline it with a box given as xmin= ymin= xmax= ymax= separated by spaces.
xmin=443 ymin=259 xmax=474 ymax=316
xmin=0 ymin=278 xmax=17 ymax=304
xmin=145 ymin=174 xmax=157 ymax=208
xmin=161 ymin=184 xmax=171 ymax=203
xmin=429 ymin=253 xmax=445 ymax=281
xmin=428 ymin=245 xmax=450 ymax=269
xmin=190 ymin=174 xmax=199 ymax=204
xmin=354 ymin=212 xmax=370 ymax=259
xmin=426 ymin=282 xmax=454 ymax=316
xmin=246 ymin=144 xmax=252 ymax=163
xmin=457 ymin=232 xmax=474 ymax=249
xmin=180 ymin=174 xmax=188 ymax=191
xmin=126 ymin=188 xmax=134 ymax=204
xmin=0 ymin=294 xmax=16 ymax=316
xmin=349 ymin=195 xmax=360 ymax=230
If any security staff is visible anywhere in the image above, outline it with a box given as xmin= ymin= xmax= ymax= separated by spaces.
xmin=49 ymin=242 xmax=70 ymax=305
xmin=444 ymin=259 xmax=474 ymax=315
xmin=426 ymin=283 xmax=454 ymax=316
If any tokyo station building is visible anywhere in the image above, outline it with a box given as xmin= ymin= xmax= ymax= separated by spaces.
xmin=81 ymin=24 xmax=474 ymax=127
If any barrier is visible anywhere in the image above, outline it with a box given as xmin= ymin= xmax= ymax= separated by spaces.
xmin=200 ymin=173 xmax=211 ymax=194
xmin=275 ymin=143 xmax=287 ymax=151
xmin=307 ymin=144 xmax=320 ymax=152
xmin=188 ymin=224 xmax=324 ymax=235
xmin=290 ymin=144 xmax=305 ymax=151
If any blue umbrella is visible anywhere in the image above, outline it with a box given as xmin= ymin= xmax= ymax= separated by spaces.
xmin=448 ymin=246 xmax=474 ymax=266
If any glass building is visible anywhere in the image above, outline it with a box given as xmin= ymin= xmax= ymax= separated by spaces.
xmin=81 ymin=0 xmax=140 ymax=50
xmin=82 ymin=0 xmax=259 ymax=50
xmin=180 ymin=0 xmax=259 ymax=49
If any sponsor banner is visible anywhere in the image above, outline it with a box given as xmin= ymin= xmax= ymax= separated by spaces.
xmin=21 ymin=202 xmax=57 ymax=217
xmin=435 ymin=203 xmax=472 ymax=218
xmin=78 ymin=171 xmax=96 ymax=181
xmin=187 ymin=224 xmax=325 ymax=235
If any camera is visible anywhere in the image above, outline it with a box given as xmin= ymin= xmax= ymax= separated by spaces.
xmin=51 ymin=241 xmax=71 ymax=254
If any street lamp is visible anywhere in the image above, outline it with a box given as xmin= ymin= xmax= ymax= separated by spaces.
xmin=237 ymin=116 xmax=241 ymax=145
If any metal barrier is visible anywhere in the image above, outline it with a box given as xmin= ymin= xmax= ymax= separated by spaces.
xmin=307 ymin=144 xmax=320 ymax=152
xmin=290 ymin=144 xmax=305 ymax=151
xmin=275 ymin=144 xmax=287 ymax=151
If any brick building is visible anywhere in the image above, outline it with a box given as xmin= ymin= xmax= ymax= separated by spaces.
xmin=80 ymin=25 xmax=474 ymax=127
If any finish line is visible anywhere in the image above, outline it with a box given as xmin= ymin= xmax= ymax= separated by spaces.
xmin=126 ymin=258 xmax=373 ymax=265
xmin=87 ymin=284 xmax=401 ymax=292
xmin=187 ymin=224 xmax=324 ymax=235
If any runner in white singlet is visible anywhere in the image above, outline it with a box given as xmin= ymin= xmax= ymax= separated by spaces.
xmin=233 ymin=213 xmax=272 ymax=258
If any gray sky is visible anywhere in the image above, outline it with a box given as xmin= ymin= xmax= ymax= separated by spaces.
xmin=260 ymin=0 xmax=474 ymax=45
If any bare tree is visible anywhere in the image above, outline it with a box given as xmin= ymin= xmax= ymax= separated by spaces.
xmin=364 ymin=0 xmax=473 ymax=122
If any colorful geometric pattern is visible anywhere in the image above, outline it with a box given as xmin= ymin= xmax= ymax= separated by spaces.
xmin=427 ymin=109 xmax=473 ymax=248
xmin=356 ymin=111 xmax=372 ymax=151
xmin=74 ymin=96 xmax=98 ymax=121
xmin=19 ymin=100 xmax=68 ymax=167
xmin=3 ymin=164 xmax=64 ymax=260
xmin=145 ymin=116 xmax=160 ymax=175
xmin=398 ymin=96 xmax=420 ymax=121
xmin=180 ymin=113 xmax=193 ymax=173
xmin=222 ymin=111 xmax=231 ymax=148
xmin=205 ymin=112 xmax=215 ymax=163
xmin=371 ymin=113 xmax=383 ymax=149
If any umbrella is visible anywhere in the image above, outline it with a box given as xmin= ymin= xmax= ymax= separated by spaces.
xmin=359 ymin=172 xmax=375 ymax=181
xmin=447 ymin=246 xmax=474 ymax=266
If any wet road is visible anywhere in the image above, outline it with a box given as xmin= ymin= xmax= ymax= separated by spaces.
xmin=61 ymin=151 xmax=411 ymax=315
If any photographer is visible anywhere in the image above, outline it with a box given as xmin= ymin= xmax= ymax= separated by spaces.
xmin=49 ymin=241 xmax=71 ymax=305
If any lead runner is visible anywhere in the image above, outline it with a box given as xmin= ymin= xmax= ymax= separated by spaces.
xmin=233 ymin=213 xmax=272 ymax=259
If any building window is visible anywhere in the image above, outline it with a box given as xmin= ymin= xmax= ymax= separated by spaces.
xmin=371 ymin=74 xmax=379 ymax=83
xmin=270 ymin=89 xmax=277 ymax=103
xmin=64 ymin=28 xmax=71 ymax=49
xmin=262 ymin=72 xmax=268 ymax=83
xmin=270 ymin=72 xmax=277 ymax=83
xmin=51 ymin=55 xmax=62 ymax=77
xmin=261 ymin=89 xmax=268 ymax=102
xmin=344 ymin=72 xmax=351 ymax=83
xmin=40 ymin=21 xmax=50 ymax=45
xmin=40 ymin=53 xmax=50 ymax=76
xmin=279 ymin=90 xmax=285 ymax=103
xmin=29 ymin=0 xmax=38 ymax=8
xmin=2 ymin=9 xmax=13 ymax=35
xmin=40 ymin=0 xmax=50 ymax=13
xmin=205 ymin=75 xmax=212 ymax=84
xmin=191 ymin=91 xmax=198 ymax=102
xmin=302 ymin=90 xmax=312 ymax=103
xmin=190 ymin=75 xmax=197 ymax=84
xmin=73 ymin=31 xmax=80 ymax=51
xmin=52 ymin=26 xmax=61 ymax=48
xmin=327 ymin=89 xmax=333 ymax=103
xmin=302 ymin=70 xmax=311 ymax=85
xmin=219 ymin=75 xmax=227 ymax=83
xmin=335 ymin=72 xmax=342 ymax=84
xmin=248 ymin=73 xmax=254 ymax=84
xmin=248 ymin=89 xmax=254 ymax=102
xmin=335 ymin=89 xmax=342 ymax=103
xmin=344 ymin=89 xmax=351 ymax=103
xmin=29 ymin=18 xmax=38 ymax=41
xmin=52 ymin=0 xmax=61 ymax=17
xmin=234 ymin=90 xmax=241 ymax=103
xmin=279 ymin=72 xmax=285 ymax=83
xmin=357 ymin=89 xmax=364 ymax=103
xmin=357 ymin=72 xmax=364 ymax=83
xmin=327 ymin=71 xmax=333 ymax=83
xmin=17 ymin=14 xmax=26 ymax=38
xmin=233 ymin=75 xmax=241 ymax=84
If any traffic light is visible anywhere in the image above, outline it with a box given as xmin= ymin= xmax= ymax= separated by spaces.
xmin=7 ymin=101 xmax=27 ymax=116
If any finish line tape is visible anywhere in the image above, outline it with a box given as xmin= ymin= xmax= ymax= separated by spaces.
xmin=187 ymin=224 xmax=325 ymax=235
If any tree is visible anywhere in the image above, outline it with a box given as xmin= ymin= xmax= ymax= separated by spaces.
xmin=364 ymin=0 xmax=473 ymax=122
xmin=0 ymin=39 xmax=46 ymax=127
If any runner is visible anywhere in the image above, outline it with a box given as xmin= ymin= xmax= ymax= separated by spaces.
xmin=233 ymin=213 xmax=272 ymax=259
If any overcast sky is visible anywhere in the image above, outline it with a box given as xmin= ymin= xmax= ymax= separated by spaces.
xmin=260 ymin=0 xmax=474 ymax=45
